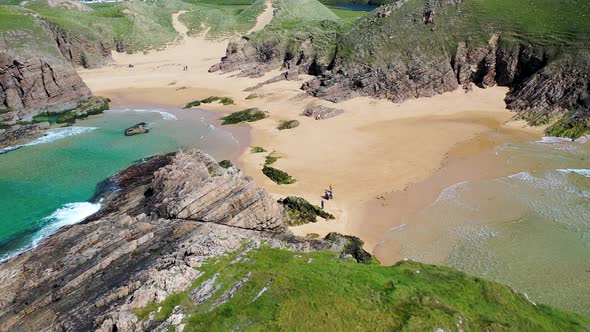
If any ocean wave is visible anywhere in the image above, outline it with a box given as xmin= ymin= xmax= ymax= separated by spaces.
xmin=0 ymin=127 xmax=97 ymax=155
xmin=506 ymin=171 xmax=535 ymax=181
xmin=557 ymin=169 xmax=590 ymax=178
xmin=433 ymin=181 xmax=468 ymax=204
xmin=123 ymin=109 xmax=178 ymax=120
xmin=32 ymin=202 xmax=101 ymax=248
xmin=0 ymin=202 xmax=100 ymax=262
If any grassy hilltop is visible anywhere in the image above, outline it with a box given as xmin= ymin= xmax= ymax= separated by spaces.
xmin=134 ymin=245 xmax=590 ymax=331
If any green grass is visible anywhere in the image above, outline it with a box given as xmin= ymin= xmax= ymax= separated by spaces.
xmin=337 ymin=0 xmax=590 ymax=68
xmin=262 ymin=165 xmax=296 ymax=184
xmin=179 ymin=0 xmax=266 ymax=38
xmin=133 ymin=246 xmax=590 ymax=331
xmin=220 ymin=108 xmax=266 ymax=125
xmin=546 ymin=116 xmax=590 ymax=139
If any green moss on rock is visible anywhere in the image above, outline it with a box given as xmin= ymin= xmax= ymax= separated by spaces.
xmin=277 ymin=119 xmax=300 ymax=130
xmin=250 ymin=146 xmax=266 ymax=153
xmin=219 ymin=160 xmax=233 ymax=169
xmin=262 ymin=165 xmax=296 ymax=184
xmin=279 ymin=196 xmax=335 ymax=225
xmin=221 ymin=108 xmax=266 ymax=125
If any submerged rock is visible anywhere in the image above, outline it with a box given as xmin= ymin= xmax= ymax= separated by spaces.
xmin=125 ymin=122 xmax=150 ymax=136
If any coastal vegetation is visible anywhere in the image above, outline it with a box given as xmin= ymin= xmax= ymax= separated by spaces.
xmin=183 ymin=96 xmax=234 ymax=108
xmin=132 ymin=245 xmax=590 ymax=331
xmin=34 ymin=96 xmax=110 ymax=124
xmin=218 ymin=159 xmax=233 ymax=168
xmin=220 ymin=108 xmax=266 ymax=125
xmin=277 ymin=119 xmax=300 ymax=130
xmin=262 ymin=165 xmax=296 ymax=184
xmin=263 ymin=152 xmax=279 ymax=165
xmin=279 ymin=196 xmax=334 ymax=225
xmin=250 ymin=146 xmax=266 ymax=153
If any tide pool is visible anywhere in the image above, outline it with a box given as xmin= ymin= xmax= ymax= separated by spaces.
xmin=0 ymin=108 xmax=241 ymax=261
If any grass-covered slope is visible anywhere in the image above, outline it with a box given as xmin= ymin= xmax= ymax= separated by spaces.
xmin=135 ymin=246 xmax=590 ymax=331
xmin=179 ymin=0 xmax=266 ymax=38
xmin=309 ymin=0 xmax=590 ymax=138
xmin=337 ymin=0 xmax=590 ymax=66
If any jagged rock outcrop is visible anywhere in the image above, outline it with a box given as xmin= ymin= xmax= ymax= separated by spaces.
xmin=209 ymin=34 xmax=321 ymax=78
xmin=47 ymin=22 xmax=112 ymax=69
xmin=0 ymin=52 xmax=92 ymax=119
xmin=0 ymin=149 xmax=328 ymax=332
xmin=211 ymin=0 xmax=590 ymax=137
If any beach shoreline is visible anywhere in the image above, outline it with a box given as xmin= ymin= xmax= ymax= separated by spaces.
xmin=78 ymin=19 xmax=544 ymax=262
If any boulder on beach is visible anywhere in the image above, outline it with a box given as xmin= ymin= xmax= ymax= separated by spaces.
xmin=125 ymin=122 xmax=150 ymax=136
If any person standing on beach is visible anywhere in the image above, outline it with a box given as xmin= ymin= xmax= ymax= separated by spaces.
xmin=321 ymin=200 xmax=325 ymax=210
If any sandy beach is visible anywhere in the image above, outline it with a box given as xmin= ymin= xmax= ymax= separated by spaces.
xmin=78 ymin=9 xmax=543 ymax=262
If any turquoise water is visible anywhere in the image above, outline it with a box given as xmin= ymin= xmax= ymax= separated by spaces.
xmin=380 ymin=137 xmax=590 ymax=315
xmin=0 ymin=108 xmax=241 ymax=260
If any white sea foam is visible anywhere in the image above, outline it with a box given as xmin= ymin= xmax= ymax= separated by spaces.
xmin=389 ymin=224 xmax=407 ymax=232
xmin=507 ymin=172 xmax=535 ymax=181
xmin=0 ymin=201 xmax=100 ymax=262
xmin=536 ymin=136 xmax=573 ymax=144
xmin=557 ymin=169 xmax=590 ymax=178
xmin=433 ymin=181 xmax=468 ymax=204
xmin=123 ymin=109 xmax=178 ymax=120
xmin=0 ymin=126 xmax=97 ymax=155
xmin=32 ymin=202 xmax=101 ymax=248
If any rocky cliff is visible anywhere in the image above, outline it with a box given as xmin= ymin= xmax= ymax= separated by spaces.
xmin=0 ymin=52 xmax=92 ymax=121
xmin=212 ymin=0 xmax=590 ymax=137
xmin=0 ymin=149 xmax=335 ymax=331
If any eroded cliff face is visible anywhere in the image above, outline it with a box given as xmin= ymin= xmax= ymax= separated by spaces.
xmin=0 ymin=52 xmax=92 ymax=122
xmin=211 ymin=1 xmax=590 ymax=137
xmin=47 ymin=22 xmax=113 ymax=69
xmin=0 ymin=150 xmax=327 ymax=332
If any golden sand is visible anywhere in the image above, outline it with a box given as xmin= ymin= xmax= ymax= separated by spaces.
xmin=78 ymin=10 xmax=542 ymax=259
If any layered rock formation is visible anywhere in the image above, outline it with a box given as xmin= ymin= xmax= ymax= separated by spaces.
xmin=211 ymin=0 xmax=590 ymax=137
xmin=0 ymin=52 xmax=92 ymax=121
xmin=0 ymin=150 xmax=330 ymax=331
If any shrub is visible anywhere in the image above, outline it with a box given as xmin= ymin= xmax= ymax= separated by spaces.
xmin=245 ymin=93 xmax=259 ymax=100
xmin=262 ymin=165 xmax=295 ymax=185
xmin=221 ymin=108 xmax=266 ymax=125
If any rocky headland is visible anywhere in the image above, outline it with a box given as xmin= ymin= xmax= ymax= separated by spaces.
xmin=0 ymin=149 xmax=350 ymax=331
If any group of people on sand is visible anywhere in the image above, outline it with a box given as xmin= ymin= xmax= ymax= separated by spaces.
xmin=182 ymin=65 xmax=189 ymax=71
xmin=320 ymin=185 xmax=334 ymax=210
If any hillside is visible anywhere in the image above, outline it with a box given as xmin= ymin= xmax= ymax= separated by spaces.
xmin=213 ymin=0 xmax=590 ymax=138
xmin=307 ymin=0 xmax=590 ymax=138
xmin=132 ymin=245 xmax=590 ymax=331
